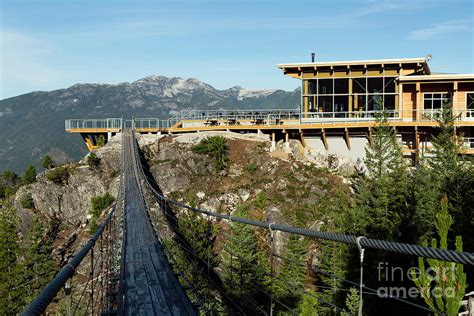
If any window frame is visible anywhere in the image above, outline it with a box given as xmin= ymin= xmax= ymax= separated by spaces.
xmin=466 ymin=91 xmax=474 ymax=118
xmin=422 ymin=92 xmax=451 ymax=110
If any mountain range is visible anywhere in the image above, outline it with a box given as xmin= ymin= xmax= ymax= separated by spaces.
xmin=0 ymin=75 xmax=299 ymax=173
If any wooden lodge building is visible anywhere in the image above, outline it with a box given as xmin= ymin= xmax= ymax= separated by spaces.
xmin=66 ymin=56 xmax=474 ymax=160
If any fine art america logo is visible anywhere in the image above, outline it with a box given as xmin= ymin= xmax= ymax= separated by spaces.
xmin=376 ymin=262 xmax=460 ymax=299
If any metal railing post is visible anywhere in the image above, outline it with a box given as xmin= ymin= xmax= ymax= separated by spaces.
xmin=356 ymin=236 xmax=366 ymax=316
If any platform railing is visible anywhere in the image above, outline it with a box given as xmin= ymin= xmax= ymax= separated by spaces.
xmin=300 ymin=109 xmax=474 ymax=123
xmin=177 ymin=108 xmax=300 ymax=121
xmin=65 ymin=109 xmax=474 ymax=132
xmin=65 ymin=118 xmax=123 ymax=130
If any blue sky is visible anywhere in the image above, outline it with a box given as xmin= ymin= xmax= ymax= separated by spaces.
xmin=1 ymin=0 xmax=473 ymax=99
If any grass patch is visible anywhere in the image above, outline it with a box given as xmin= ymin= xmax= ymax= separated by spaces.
xmin=88 ymin=192 xmax=115 ymax=235
xmin=46 ymin=166 xmax=70 ymax=185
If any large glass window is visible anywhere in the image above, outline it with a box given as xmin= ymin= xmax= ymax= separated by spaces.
xmin=466 ymin=92 xmax=474 ymax=118
xmin=368 ymin=95 xmax=383 ymax=111
xmin=318 ymin=96 xmax=332 ymax=115
xmin=318 ymin=79 xmax=333 ymax=94
xmin=302 ymin=75 xmax=398 ymax=117
xmin=308 ymin=80 xmax=317 ymax=95
xmin=334 ymin=96 xmax=349 ymax=117
xmin=384 ymin=95 xmax=395 ymax=116
xmin=368 ymin=77 xmax=384 ymax=93
xmin=384 ymin=77 xmax=396 ymax=93
xmin=353 ymin=78 xmax=366 ymax=93
xmin=467 ymin=93 xmax=474 ymax=109
xmin=355 ymin=95 xmax=366 ymax=111
xmin=423 ymin=93 xmax=450 ymax=110
xmin=334 ymin=79 xmax=349 ymax=94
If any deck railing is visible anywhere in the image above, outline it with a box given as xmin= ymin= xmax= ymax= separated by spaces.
xmin=65 ymin=109 xmax=474 ymax=132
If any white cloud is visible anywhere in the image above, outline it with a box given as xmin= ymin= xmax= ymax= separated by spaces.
xmin=409 ymin=19 xmax=473 ymax=40
xmin=0 ymin=30 xmax=61 ymax=98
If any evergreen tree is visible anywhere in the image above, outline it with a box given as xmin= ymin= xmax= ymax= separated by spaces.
xmin=275 ymin=235 xmax=307 ymax=310
xmin=22 ymin=163 xmax=37 ymax=185
xmin=20 ymin=216 xmax=57 ymax=305
xmin=192 ymin=136 xmax=229 ymax=173
xmin=299 ymin=293 xmax=319 ymax=315
xmin=317 ymin=240 xmax=349 ymax=315
xmin=408 ymin=161 xmax=440 ymax=242
xmin=350 ymin=109 xmax=408 ymax=240
xmin=344 ymin=287 xmax=360 ymax=316
xmin=0 ymin=203 xmax=22 ymax=314
xmin=425 ymin=102 xmax=474 ymax=250
xmin=179 ymin=210 xmax=218 ymax=269
xmin=411 ymin=197 xmax=467 ymax=316
xmin=176 ymin=209 xmax=223 ymax=312
xmin=41 ymin=155 xmax=55 ymax=169
xmin=86 ymin=152 xmax=101 ymax=168
xmin=428 ymin=104 xmax=463 ymax=185
xmin=1 ymin=170 xmax=19 ymax=187
xmin=221 ymin=205 xmax=261 ymax=312
xmin=314 ymin=186 xmax=352 ymax=314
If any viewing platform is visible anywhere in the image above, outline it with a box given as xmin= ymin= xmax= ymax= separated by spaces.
xmin=65 ymin=108 xmax=474 ymax=157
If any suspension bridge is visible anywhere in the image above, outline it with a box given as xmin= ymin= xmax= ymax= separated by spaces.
xmin=22 ymin=128 xmax=474 ymax=315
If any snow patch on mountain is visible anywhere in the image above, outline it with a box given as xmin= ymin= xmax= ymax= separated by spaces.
xmin=237 ymin=88 xmax=277 ymax=100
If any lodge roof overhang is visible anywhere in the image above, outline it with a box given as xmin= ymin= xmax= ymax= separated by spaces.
xmin=277 ymin=57 xmax=431 ymax=78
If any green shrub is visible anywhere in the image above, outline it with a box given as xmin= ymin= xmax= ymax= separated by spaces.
xmin=89 ymin=219 xmax=100 ymax=235
xmin=87 ymin=152 xmax=101 ymax=168
xmin=88 ymin=192 xmax=114 ymax=235
xmin=96 ymin=135 xmax=106 ymax=147
xmin=41 ymin=155 xmax=55 ymax=169
xmin=246 ymin=162 xmax=257 ymax=174
xmin=22 ymin=163 xmax=37 ymax=185
xmin=20 ymin=193 xmax=34 ymax=209
xmin=90 ymin=192 xmax=115 ymax=217
xmin=46 ymin=166 xmax=70 ymax=185
xmin=192 ymin=136 xmax=229 ymax=173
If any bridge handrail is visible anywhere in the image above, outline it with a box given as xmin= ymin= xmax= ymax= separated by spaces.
xmin=130 ymin=132 xmax=474 ymax=266
xmin=22 ymin=177 xmax=123 ymax=315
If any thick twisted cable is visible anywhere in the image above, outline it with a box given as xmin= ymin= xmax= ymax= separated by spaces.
xmin=130 ymin=133 xmax=474 ymax=266
xmin=22 ymin=199 xmax=121 ymax=315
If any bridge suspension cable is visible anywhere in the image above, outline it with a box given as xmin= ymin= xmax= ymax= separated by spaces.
xmin=132 ymin=136 xmax=473 ymax=266
xmin=130 ymin=130 xmax=470 ymax=314
xmin=22 ymin=175 xmax=125 ymax=315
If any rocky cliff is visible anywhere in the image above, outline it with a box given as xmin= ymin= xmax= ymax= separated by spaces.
xmin=139 ymin=131 xmax=355 ymax=259
xmin=11 ymin=129 xmax=355 ymax=271
xmin=12 ymin=135 xmax=122 ymax=263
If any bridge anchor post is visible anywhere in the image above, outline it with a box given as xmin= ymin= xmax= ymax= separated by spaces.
xmin=356 ymin=236 xmax=366 ymax=316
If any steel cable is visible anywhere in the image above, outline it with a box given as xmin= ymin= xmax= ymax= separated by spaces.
xmin=134 ymin=144 xmax=473 ymax=266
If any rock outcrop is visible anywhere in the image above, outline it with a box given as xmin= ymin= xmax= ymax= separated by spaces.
xmin=15 ymin=135 xmax=121 ymax=227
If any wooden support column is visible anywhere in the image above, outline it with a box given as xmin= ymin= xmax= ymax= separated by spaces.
xmin=396 ymin=81 xmax=401 ymax=118
xmin=368 ymin=127 xmax=373 ymax=145
xmin=348 ymin=78 xmax=353 ymax=115
xmin=299 ymin=129 xmax=306 ymax=148
xmin=321 ymin=128 xmax=328 ymax=150
xmin=271 ymin=132 xmax=276 ymax=151
xmin=344 ymin=128 xmax=351 ymax=150
xmin=415 ymin=82 xmax=421 ymax=121
xmin=453 ymin=81 xmax=458 ymax=115
xmin=303 ymin=80 xmax=309 ymax=117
